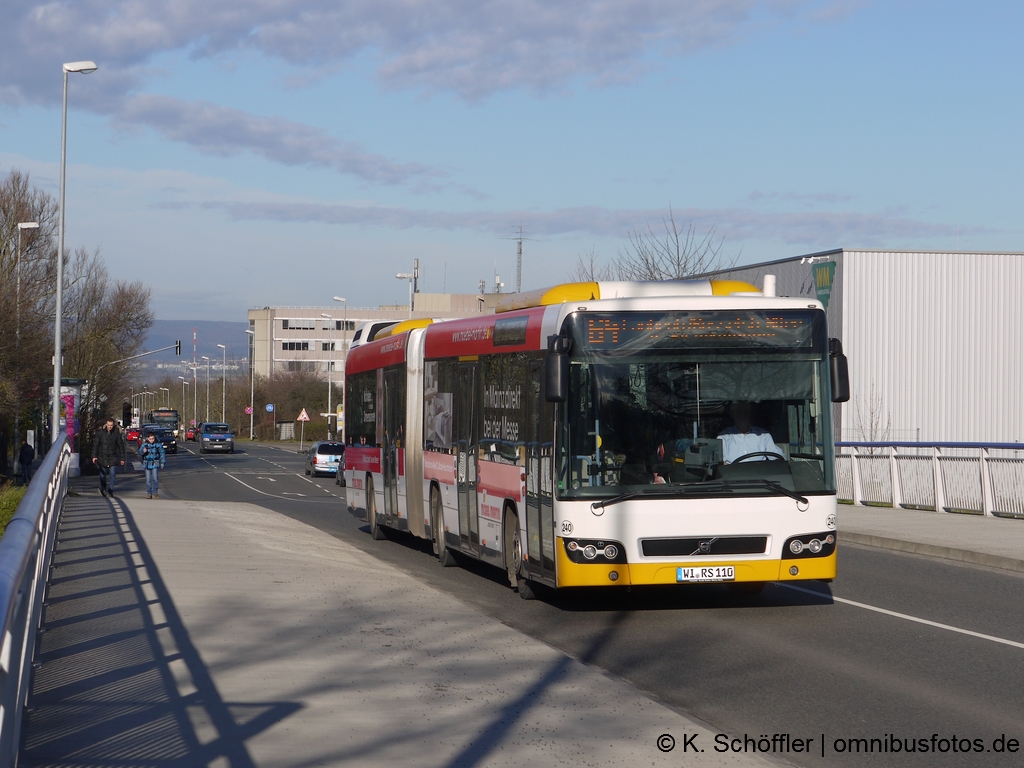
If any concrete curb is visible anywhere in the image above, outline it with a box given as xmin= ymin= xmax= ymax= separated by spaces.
xmin=841 ymin=531 xmax=1024 ymax=574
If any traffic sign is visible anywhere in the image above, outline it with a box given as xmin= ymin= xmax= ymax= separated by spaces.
xmin=245 ymin=406 xmax=253 ymax=415
xmin=266 ymin=403 xmax=275 ymax=413
xmin=297 ymin=408 xmax=311 ymax=422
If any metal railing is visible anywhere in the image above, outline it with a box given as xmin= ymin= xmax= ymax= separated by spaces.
xmin=0 ymin=436 xmax=71 ymax=767
xmin=836 ymin=442 xmax=1024 ymax=518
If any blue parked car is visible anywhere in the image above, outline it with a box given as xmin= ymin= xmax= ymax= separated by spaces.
xmin=199 ymin=423 xmax=235 ymax=454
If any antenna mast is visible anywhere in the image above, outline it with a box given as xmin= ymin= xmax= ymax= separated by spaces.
xmin=502 ymin=222 xmax=535 ymax=294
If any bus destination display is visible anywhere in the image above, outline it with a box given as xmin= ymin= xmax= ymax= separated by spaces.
xmin=579 ymin=311 xmax=820 ymax=350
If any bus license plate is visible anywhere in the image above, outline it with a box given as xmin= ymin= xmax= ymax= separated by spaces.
xmin=677 ymin=566 xmax=735 ymax=583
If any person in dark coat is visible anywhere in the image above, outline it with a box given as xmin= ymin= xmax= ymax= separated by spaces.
xmin=92 ymin=418 xmax=126 ymax=496
xmin=18 ymin=440 xmax=35 ymax=486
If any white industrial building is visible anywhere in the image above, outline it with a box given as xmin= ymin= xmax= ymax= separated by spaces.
xmin=705 ymin=250 xmax=1024 ymax=446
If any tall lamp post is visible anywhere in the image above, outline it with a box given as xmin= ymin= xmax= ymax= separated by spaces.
xmin=201 ymin=356 xmax=211 ymax=422
xmin=321 ymin=314 xmax=334 ymax=439
xmin=217 ymin=344 xmax=227 ymax=423
xmin=159 ymin=387 xmax=169 ymax=407
xmin=396 ymin=273 xmax=413 ymax=318
xmin=245 ymin=329 xmax=255 ymax=440
xmin=178 ymin=376 xmax=189 ymax=434
xmin=53 ymin=60 xmax=98 ymax=445
xmin=14 ymin=222 xmax=39 ymax=469
xmin=332 ymin=297 xmax=347 ymax=439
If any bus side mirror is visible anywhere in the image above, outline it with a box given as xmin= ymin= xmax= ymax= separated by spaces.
xmin=829 ymin=338 xmax=850 ymax=403
xmin=545 ymin=335 xmax=570 ymax=403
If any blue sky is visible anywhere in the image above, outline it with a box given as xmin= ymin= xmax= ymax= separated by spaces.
xmin=2 ymin=1 xmax=1022 ymax=321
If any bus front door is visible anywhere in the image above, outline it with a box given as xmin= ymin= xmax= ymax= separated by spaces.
xmin=457 ymin=363 xmax=480 ymax=552
xmin=383 ymin=369 xmax=401 ymax=519
xmin=526 ymin=361 xmax=556 ymax=582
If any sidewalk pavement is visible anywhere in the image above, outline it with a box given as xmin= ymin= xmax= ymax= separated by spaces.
xmin=840 ymin=504 xmax=1024 ymax=574
xmin=26 ymin=493 xmax=775 ymax=768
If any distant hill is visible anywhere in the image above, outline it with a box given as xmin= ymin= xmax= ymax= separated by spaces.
xmin=141 ymin=319 xmax=250 ymax=368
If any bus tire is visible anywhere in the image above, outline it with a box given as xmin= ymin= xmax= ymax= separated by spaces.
xmin=728 ymin=581 xmax=766 ymax=596
xmin=503 ymin=506 xmax=536 ymax=600
xmin=367 ymin=475 xmax=387 ymax=540
xmin=432 ymin=487 xmax=457 ymax=567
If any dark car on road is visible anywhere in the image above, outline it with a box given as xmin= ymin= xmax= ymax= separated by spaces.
xmin=199 ymin=423 xmax=235 ymax=453
xmin=140 ymin=425 xmax=177 ymax=454
xmin=305 ymin=441 xmax=345 ymax=477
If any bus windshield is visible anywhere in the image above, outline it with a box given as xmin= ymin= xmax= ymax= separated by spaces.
xmin=558 ymin=310 xmax=835 ymax=500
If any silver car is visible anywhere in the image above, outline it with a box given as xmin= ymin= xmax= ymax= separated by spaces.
xmin=305 ymin=441 xmax=345 ymax=477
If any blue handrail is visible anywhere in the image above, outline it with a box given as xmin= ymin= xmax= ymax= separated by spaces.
xmin=0 ymin=435 xmax=70 ymax=767
xmin=836 ymin=441 xmax=1023 ymax=451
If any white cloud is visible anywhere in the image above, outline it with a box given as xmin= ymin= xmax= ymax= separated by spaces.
xmin=203 ymin=197 xmax=973 ymax=249
xmin=3 ymin=1 xmax=834 ymax=106
xmin=115 ymin=94 xmax=435 ymax=184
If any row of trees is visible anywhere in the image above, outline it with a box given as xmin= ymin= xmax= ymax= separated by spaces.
xmin=0 ymin=169 xmax=153 ymax=473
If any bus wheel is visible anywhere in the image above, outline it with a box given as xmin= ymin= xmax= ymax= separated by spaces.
xmin=432 ymin=488 xmax=457 ymax=567
xmin=503 ymin=507 xmax=536 ymax=600
xmin=728 ymin=581 xmax=766 ymax=596
xmin=367 ymin=475 xmax=386 ymax=540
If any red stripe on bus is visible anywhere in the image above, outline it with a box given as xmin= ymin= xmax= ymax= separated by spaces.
xmin=347 ymin=447 xmax=381 ymax=473
xmin=346 ymin=333 xmax=408 ymax=376
xmin=423 ymin=451 xmax=456 ymax=485
xmin=423 ymin=307 xmax=546 ymax=359
xmin=478 ymin=460 xmax=524 ymax=502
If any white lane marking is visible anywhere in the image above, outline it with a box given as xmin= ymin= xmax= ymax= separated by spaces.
xmin=780 ymin=583 xmax=1024 ymax=651
xmin=222 ymin=473 xmax=334 ymax=502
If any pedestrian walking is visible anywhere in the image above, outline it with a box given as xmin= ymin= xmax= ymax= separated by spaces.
xmin=138 ymin=432 xmax=166 ymax=499
xmin=92 ymin=417 xmax=126 ymax=497
xmin=18 ymin=439 xmax=35 ymax=486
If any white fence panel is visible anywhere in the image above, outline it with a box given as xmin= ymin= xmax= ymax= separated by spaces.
xmin=938 ymin=457 xmax=983 ymax=514
xmin=856 ymin=455 xmax=892 ymax=506
xmin=988 ymin=459 xmax=1024 ymax=519
xmin=894 ymin=456 xmax=935 ymax=510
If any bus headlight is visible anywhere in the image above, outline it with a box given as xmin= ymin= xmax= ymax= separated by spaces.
xmin=603 ymin=544 xmax=618 ymax=560
xmin=783 ymin=532 xmax=836 ymax=559
xmin=582 ymin=545 xmax=598 ymax=560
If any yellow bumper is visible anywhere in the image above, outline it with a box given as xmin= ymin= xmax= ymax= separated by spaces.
xmin=555 ymin=538 xmax=837 ymax=587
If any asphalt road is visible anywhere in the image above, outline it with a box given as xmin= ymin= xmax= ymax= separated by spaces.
xmin=139 ymin=441 xmax=1024 ymax=768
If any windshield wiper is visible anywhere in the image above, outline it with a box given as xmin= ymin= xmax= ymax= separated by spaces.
xmin=590 ymin=485 xmax=692 ymax=510
xmin=588 ymin=479 xmax=808 ymax=510
xmin=691 ymin=479 xmax=809 ymax=504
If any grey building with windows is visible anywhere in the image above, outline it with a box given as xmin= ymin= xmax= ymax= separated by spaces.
xmin=248 ymin=292 xmax=503 ymax=379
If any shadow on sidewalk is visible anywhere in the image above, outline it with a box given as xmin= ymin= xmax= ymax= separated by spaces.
xmin=20 ymin=495 xmax=300 ymax=767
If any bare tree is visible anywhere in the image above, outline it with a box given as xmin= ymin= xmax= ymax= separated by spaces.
xmin=0 ymin=168 xmax=154 ymax=463
xmin=570 ymin=207 xmax=737 ymax=282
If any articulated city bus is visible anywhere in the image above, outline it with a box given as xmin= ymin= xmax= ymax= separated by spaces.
xmin=144 ymin=408 xmax=181 ymax=437
xmin=343 ymin=279 xmax=849 ymax=598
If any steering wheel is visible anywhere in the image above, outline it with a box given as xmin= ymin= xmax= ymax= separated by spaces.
xmin=732 ymin=451 xmax=786 ymax=464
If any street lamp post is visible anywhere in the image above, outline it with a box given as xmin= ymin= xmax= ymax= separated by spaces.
xmin=321 ymin=313 xmax=334 ymax=439
xmin=14 ymin=222 xmax=39 ymax=470
xmin=201 ymin=356 xmax=211 ymax=422
xmin=396 ymin=273 xmax=414 ymax=318
xmin=217 ymin=344 xmax=226 ymax=423
xmin=53 ymin=60 xmax=98 ymax=445
xmin=245 ymin=329 xmax=255 ymax=440
xmin=333 ymin=297 xmax=347 ymax=440
xmin=159 ymin=387 xmax=169 ymax=407
xmin=178 ymin=376 xmax=188 ymax=433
